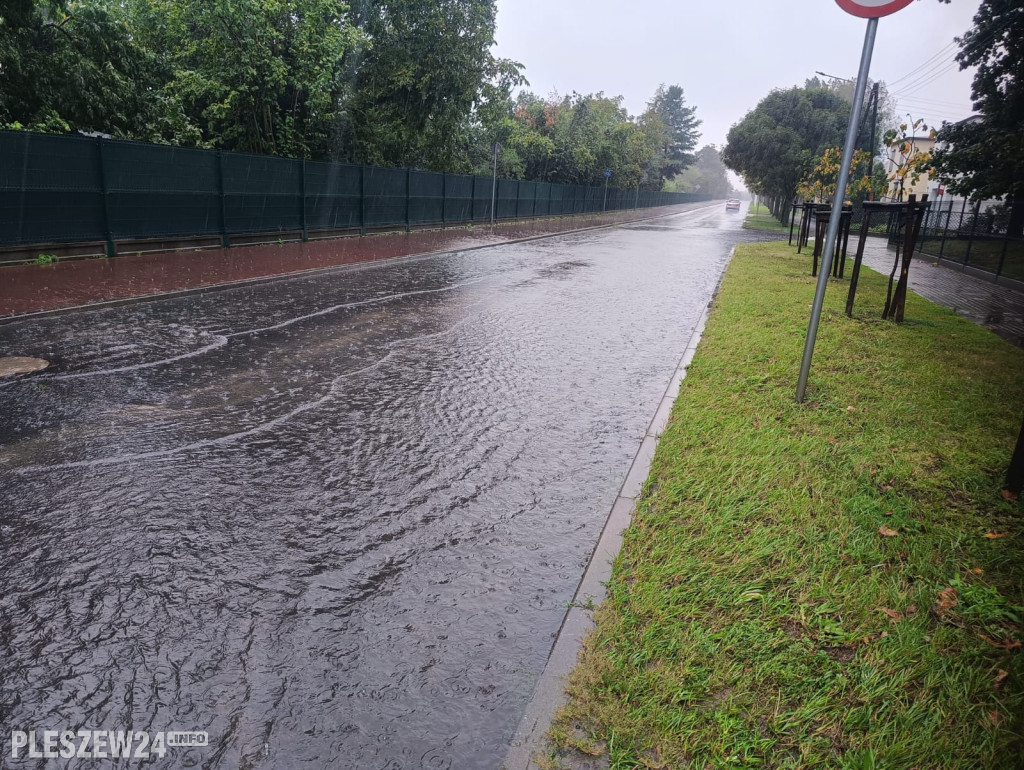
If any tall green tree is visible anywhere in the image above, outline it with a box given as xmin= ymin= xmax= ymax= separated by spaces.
xmin=668 ymin=145 xmax=735 ymax=199
xmin=0 ymin=0 xmax=171 ymax=137
xmin=342 ymin=0 xmax=498 ymax=170
xmin=127 ymin=0 xmax=359 ymax=157
xmin=723 ymin=85 xmax=850 ymax=221
xmin=929 ymin=0 xmax=1024 ymax=234
xmin=648 ymin=84 xmax=701 ymax=183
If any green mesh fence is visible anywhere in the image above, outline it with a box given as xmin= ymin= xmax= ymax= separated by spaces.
xmin=0 ymin=127 xmax=713 ymax=255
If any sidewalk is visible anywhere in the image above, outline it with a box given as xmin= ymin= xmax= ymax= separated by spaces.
xmin=860 ymin=237 xmax=1024 ymax=348
xmin=0 ymin=203 xmax=712 ymax=319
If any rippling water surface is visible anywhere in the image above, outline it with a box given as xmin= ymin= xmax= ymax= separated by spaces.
xmin=0 ymin=207 xmax=757 ymax=769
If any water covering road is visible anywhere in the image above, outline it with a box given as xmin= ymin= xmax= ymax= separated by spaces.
xmin=1 ymin=205 xmax=761 ymax=769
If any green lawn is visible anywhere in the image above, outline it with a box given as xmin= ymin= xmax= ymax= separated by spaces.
xmin=745 ymin=203 xmax=794 ymax=235
xmin=546 ymin=242 xmax=1024 ymax=769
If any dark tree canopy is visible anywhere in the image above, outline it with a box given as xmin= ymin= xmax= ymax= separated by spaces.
xmin=342 ymin=0 xmax=499 ymax=170
xmin=0 ymin=0 xmax=170 ymax=138
xmin=929 ymin=0 xmax=1024 ymax=210
xmin=667 ymin=145 xmax=735 ymax=199
xmin=0 ymin=0 xmax=704 ymax=187
xmin=723 ymin=85 xmax=850 ymax=219
xmin=648 ymin=84 xmax=701 ymax=183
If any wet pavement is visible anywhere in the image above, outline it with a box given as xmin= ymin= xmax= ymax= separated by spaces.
xmin=0 ymin=203 xmax=711 ymax=319
xmin=859 ymin=239 xmax=1024 ymax=348
xmin=0 ymin=205 xmax=763 ymax=769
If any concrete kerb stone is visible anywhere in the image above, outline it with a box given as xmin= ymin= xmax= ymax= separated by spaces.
xmin=0 ymin=204 xmax=718 ymax=325
xmin=502 ymin=247 xmax=734 ymax=770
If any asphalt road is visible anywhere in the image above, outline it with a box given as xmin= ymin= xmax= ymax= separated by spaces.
xmin=0 ymin=204 xmax=763 ymax=769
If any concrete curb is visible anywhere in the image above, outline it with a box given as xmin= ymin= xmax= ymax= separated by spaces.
xmin=502 ymin=247 xmax=734 ymax=770
xmin=0 ymin=204 xmax=717 ymax=325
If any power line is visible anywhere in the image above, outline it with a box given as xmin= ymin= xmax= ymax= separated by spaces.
xmin=886 ymin=41 xmax=958 ymax=87
xmin=891 ymin=60 xmax=962 ymax=98
xmin=895 ymin=94 xmax=973 ymax=111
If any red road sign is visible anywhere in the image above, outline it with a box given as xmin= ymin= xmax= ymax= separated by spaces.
xmin=835 ymin=0 xmax=914 ymax=18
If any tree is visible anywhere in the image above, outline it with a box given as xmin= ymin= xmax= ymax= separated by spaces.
xmin=804 ymin=74 xmax=897 ymax=159
xmin=723 ymin=85 xmax=850 ymax=223
xmin=929 ymin=0 xmax=1024 ymax=234
xmin=0 ymin=0 xmax=176 ymax=138
xmin=796 ymin=147 xmax=880 ymax=203
xmin=342 ymin=0 xmax=498 ymax=171
xmin=668 ymin=145 xmax=734 ymax=198
xmin=127 ymin=0 xmax=359 ymax=157
xmin=648 ymin=84 xmax=701 ymax=183
xmin=883 ymin=119 xmax=934 ymax=202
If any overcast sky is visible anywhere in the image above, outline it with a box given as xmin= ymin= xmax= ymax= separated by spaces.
xmin=493 ymin=0 xmax=980 ymax=151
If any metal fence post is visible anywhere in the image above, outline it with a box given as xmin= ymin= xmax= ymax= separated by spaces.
xmin=95 ymin=138 xmax=116 ymax=257
xmin=442 ymin=172 xmax=447 ymax=227
xmin=939 ymin=204 xmax=953 ymax=259
xmin=216 ymin=150 xmax=229 ymax=248
xmin=300 ymin=158 xmax=308 ymax=242
xmin=964 ymin=200 xmax=980 ymax=266
xmin=405 ymin=168 xmax=411 ymax=233
xmin=359 ymin=165 xmax=366 ymax=236
xmin=995 ymin=221 xmax=1011 ymax=279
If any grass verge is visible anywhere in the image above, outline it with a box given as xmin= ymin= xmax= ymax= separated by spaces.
xmin=547 ymin=241 xmax=1024 ymax=768
xmin=745 ymin=204 xmax=794 ymax=235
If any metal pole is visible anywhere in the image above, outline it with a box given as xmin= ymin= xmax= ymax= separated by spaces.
xmin=216 ymin=149 xmax=229 ymax=248
xmin=359 ymin=165 xmax=366 ymax=236
xmin=796 ymin=17 xmax=877 ymax=403
xmin=96 ymin=138 xmax=116 ymax=257
xmin=490 ymin=143 xmax=499 ymax=225
xmin=300 ymin=158 xmax=308 ymax=242
xmin=939 ymin=204 xmax=953 ymax=258
xmin=603 ymin=175 xmax=609 ymax=212
xmin=866 ymin=83 xmax=879 ymax=178
xmin=965 ymin=200 xmax=980 ymax=265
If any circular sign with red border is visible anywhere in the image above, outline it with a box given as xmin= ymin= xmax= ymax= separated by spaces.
xmin=835 ymin=0 xmax=915 ymax=18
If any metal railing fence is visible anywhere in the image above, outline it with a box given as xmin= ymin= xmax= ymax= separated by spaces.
xmin=0 ymin=129 xmax=710 ymax=259
xmin=910 ymin=200 xmax=1024 ymax=284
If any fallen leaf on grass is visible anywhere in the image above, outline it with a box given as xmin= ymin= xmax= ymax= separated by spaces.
xmin=880 ymin=607 xmax=903 ymax=623
xmin=983 ymin=532 xmax=1009 ymax=539
xmin=934 ymin=587 xmax=958 ymax=616
xmin=884 ymin=509 xmax=894 ymax=516
xmin=846 ymin=405 xmax=855 ymax=412
xmin=994 ymin=669 xmax=1009 ymax=690
xmin=979 ymin=635 xmax=1022 ymax=651
xmin=905 ymin=604 xmax=918 ymax=616
xmin=969 ymin=567 xmax=983 ymax=575
xmin=1002 ymin=489 xmax=1019 ymax=502
xmin=988 ymin=711 xmax=1003 ymax=726
xmin=878 ymin=526 xmax=899 ymax=537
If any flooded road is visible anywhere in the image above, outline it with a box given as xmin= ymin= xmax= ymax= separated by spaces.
xmin=1 ymin=205 xmax=760 ymax=769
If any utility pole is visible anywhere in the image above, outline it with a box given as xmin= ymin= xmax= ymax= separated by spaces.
xmin=602 ymin=169 xmax=611 ymax=212
xmin=866 ymin=83 xmax=879 ymax=192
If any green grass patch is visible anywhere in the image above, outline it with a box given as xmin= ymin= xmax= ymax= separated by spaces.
xmin=745 ymin=205 xmax=794 ymax=235
xmin=548 ymin=241 xmax=1024 ymax=769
